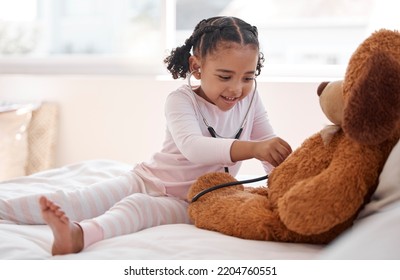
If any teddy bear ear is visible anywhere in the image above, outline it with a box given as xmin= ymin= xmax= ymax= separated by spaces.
xmin=343 ymin=51 xmax=400 ymax=145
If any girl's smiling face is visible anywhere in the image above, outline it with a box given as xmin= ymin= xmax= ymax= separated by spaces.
xmin=190 ymin=43 xmax=259 ymax=111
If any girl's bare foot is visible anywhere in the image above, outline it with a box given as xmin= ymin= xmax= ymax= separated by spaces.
xmin=39 ymin=196 xmax=84 ymax=255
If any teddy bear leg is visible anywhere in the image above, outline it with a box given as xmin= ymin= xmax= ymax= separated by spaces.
xmin=188 ymin=173 xmax=278 ymax=240
xmin=188 ymin=193 xmax=277 ymax=240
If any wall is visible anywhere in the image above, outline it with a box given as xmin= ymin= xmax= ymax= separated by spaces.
xmin=0 ymin=75 xmax=330 ymax=175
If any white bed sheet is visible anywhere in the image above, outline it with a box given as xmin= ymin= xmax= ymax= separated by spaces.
xmin=0 ymin=160 xmax=322 ymax=260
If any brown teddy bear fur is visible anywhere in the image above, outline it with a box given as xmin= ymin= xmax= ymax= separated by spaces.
xmin=187 ymin=29 xmax=400 ymax=244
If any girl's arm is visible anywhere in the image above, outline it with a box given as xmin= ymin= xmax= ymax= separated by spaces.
xmin=230 ymin=93 xmax=292 ymax=167
xmin=165 ymin=92 xmax=235 ymax=165
xmin=230 ymin=137 xmax=292 ymax=167
xmin=166 ymin=90 xmax=291 ymax=167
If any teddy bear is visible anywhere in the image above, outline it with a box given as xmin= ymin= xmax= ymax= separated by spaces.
xmin=187 ymin=29 xmax=400 ymax=244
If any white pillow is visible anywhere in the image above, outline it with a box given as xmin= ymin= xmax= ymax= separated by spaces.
xmin=26 ymin=103 xmax=58 ymax=175
xmin=358 ymin=139 xmax=400 ymax=218
xmin=0 ymin=107 xmax=32 ymax=181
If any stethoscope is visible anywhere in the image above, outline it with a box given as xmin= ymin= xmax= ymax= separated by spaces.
xmin=188 ymin=73 xmax=268 ymax=203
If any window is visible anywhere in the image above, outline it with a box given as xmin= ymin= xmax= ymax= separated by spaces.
xmin=0 ymin=0 xmax=38 ymax=54
xmin=0 ymin=0 xmax=164 ymax=75
xmin=0 ymin=0 xmax=398 ymax=78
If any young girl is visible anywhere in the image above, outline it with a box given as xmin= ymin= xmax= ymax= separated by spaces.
xmin=1 ymin=16 xmax=292 ymax=255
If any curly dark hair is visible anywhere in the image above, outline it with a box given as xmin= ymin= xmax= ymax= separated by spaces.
xmin=164 ymin=16 xmax=264 ymax=79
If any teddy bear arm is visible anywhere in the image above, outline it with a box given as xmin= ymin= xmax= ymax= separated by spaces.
xmin=278 ymin=146 xmax=381 ymax=236
xmin=267 ymin=132 xmax=335 ymax=201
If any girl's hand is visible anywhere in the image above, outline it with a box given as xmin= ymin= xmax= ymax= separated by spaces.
xmin=230 ymin=137 xmax=292 ymax=166
xmin=253 ymin=137 xmax=292 ymax=166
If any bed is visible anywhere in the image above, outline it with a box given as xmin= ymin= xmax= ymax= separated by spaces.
xmin=1 ymin=137 xmax=399 ymax=260
xmin=0 ymin=102 xmax=399 ymax=260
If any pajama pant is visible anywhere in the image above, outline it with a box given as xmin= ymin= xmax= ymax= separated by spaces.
xmin=0 ymin=171 xmax=190 ymax=248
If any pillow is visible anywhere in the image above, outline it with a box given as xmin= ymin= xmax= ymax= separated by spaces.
xmin=358 ymin=139 xmax=400 ymax=218
xmin=26 ymin=102 xmax=58 ymax=175
xmin=0 ymin=106 xmax=33 ymax=181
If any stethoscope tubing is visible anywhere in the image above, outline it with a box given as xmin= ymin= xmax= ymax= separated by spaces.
xmin=190 ymin=174 xmax=268 ymax=203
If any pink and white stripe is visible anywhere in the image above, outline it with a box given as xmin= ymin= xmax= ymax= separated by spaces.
xmin=0 ymin=171 xmax=190 ymax=244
